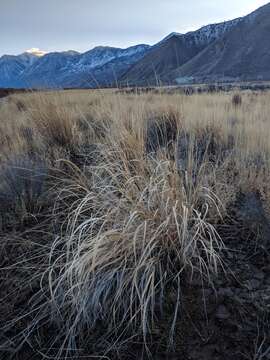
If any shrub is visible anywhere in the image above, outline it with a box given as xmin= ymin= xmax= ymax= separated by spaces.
xmin=40 ymin=144 xmax=224 ymax=356
xmin=146 ymin=108 xmax=180 ymax=153
xmin=232 ymin=93 xmax=242 ymax=107
xmin=29 ymin=100 xmax=77 ymax=149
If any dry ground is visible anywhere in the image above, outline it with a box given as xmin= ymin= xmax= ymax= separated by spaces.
xmin=0 ymin=89 xmax=269 ymax=359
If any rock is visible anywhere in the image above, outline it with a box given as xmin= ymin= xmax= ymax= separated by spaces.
xmin=215 ymin=305 xmax=231 ymax=320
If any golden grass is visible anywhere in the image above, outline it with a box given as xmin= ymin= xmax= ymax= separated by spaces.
xmin=1 ymin=88 xmax=270 ymax=356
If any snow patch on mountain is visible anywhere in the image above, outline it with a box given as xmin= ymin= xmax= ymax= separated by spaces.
xmin=188 ymin=17 xmax=243 ymax=45
xmin=156 ymin=18 xmax=242 ymax=48
xmin=77 ymin=45 xmax=150 ymax=71
xmin=0 ymin=44 xmax=150 ymax=88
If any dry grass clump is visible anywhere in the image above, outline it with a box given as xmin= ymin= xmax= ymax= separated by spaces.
xmin=232 ymin=93 xmax=242 ymax=107
xmin=43 ymin=139 xmax=224 ymax=355
xmin=0 ymin=92 xmax=111 ymax=173
xmin=1 ymin=89 xmax=270 ymax=358
xmin=145 ymin=106 xmax=181 ymax=153
xmin=0 ymin=155 xmax=48 ymax=229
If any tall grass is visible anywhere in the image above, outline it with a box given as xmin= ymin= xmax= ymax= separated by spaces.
xmin=44 ymin=139 xmax=225 ymax=355
xmin=0 ymin=89 xmax=270 ymax=357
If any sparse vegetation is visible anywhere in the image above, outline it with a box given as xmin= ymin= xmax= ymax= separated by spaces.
xmin=0 ymin=89 xmax=269 ymax=359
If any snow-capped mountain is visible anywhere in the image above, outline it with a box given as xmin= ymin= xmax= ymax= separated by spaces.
xmin=121 ymin=3 xmax=270 ymax=85
xmin=156 ymin=17 xmax=242 ymax=48
xmin=1 ymin=2 xmax=270 ymax=89
xmin=77 ymin=45 xmax=148 ymax=70
xmin=0 ymin=53 xmax=38 ymax=88
xmin=121 ymin=17 xmax=245 ymax=86
xmin=64 ymin=45 xmax=151 ymax=88
xmin=21 ymin=51 xmax=80 ymax=88
xmin=168 ymin=2 xmax=270 ymax=84
xmin=187 ymin=17 xmax=243 ymax=46
xmin=0 ymin=45 xmax=150 ymax=88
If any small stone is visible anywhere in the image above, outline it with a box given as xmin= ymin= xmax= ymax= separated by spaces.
xmin=215 ymin=305 xmax=231 ymax=320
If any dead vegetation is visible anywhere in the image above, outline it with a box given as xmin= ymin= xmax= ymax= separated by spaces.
xmin=0 ymin=89 xmax=269 ymax=359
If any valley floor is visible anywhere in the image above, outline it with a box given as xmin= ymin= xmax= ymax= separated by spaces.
xmin=0 ymin=89 xmax=269 ymax=359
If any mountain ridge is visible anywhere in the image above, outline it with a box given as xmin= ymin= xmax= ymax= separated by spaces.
xmin=0 ymin=44 xmax=150 ymax=88
xmin=165 ymin=2 xmax=270 ymax=84
xmin=120 ymin=14 xmax=246 ymax=85
xmin=1 ymin=2 xmax=270 ymax=88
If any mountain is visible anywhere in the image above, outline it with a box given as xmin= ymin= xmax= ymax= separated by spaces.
xmin=120 ymin=17 xmax=242 ymax=85
xmin=0 ymin=53 xmax=38 ymax=88
xmin=0 ymin=45 xmax=150 ymax=88
xmin=57 ymin=44 xmax=151 ymax=88
xmin=120 ymin=34 xmax=204 ymax=86
xmin=121 ymin=3 xmax=270 ymax=85
xmin=167 ymin=3 xmax=270 ymax=84
xmin=0 ymin=3 xmax=270 ymax=88
xmin=21 ymin=51 xmax=80 ymax=88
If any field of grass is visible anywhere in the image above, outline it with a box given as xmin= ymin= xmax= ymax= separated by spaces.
xmin=0 ymin=89 xmax=269 ymax=359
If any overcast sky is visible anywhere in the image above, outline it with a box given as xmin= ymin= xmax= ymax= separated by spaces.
xmin=0 ymin=0 xmax=269 ymax=56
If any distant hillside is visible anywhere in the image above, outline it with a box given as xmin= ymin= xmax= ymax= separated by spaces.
xmin=0 ymin=45 xmax=150 ymax=88
xmin=0 ymin=53 xmax=36 ymax=88
xmin=166 ymin=3 xmax=270 ymax=84
xmin=120 ymin=17 xmax=242 ymax=86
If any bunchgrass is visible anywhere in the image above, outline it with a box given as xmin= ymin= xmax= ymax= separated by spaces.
xmin=1 ymin=88 xmax=270 ymax=358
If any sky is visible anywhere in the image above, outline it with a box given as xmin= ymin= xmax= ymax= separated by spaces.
xmin=0 ymin=0 xmax=269 ymax=56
